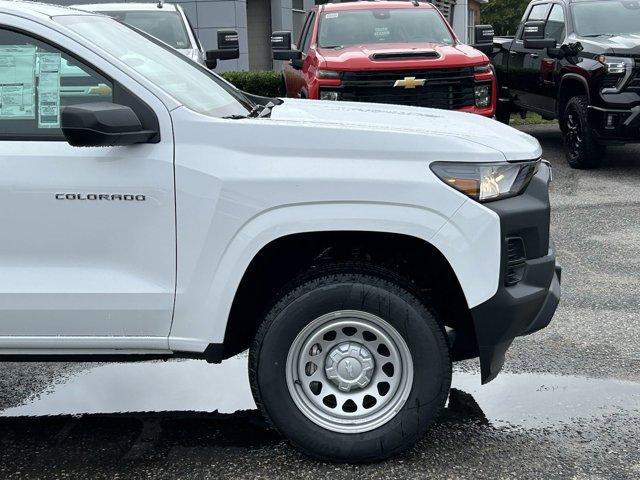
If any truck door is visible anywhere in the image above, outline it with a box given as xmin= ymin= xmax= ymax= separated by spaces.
xmin=539 ymin=3 xmax=567 ymax=110
xmin=508 ymin=2 xmax=553 ymax=113
xmin=285 ymin=10 xmax=315 ymax=98
xmin=0 ymin=23 xmax=176 ymax=345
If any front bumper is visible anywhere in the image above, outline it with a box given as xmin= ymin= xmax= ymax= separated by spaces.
xmin=469 ymin=164 xmax=561 ymax=384
xmin=588 ymin=105 xmax=640 ymax=143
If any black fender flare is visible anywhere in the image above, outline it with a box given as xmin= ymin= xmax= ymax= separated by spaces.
xmin=557 ymin=73 xmax=591 ymax=116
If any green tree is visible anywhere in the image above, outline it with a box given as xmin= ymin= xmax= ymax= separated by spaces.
xmin=481 ymin=0 xmax=530 ymax=36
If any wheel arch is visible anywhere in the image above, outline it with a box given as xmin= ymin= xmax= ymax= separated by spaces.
xmin=558 ymin=73 xmax=590 ymax=120
xmin=221 ymin=230 xmax=475 ymax=361
xmin=168 ymin=201 xmax=491 ymax=358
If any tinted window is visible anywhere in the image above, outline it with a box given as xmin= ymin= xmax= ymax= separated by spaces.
xmin=98 ymin=10 xmax=192 ymax=49
xmin=300 ymin=12 xmax=316 ymax=52
xmin=0 ymin=28 xmax=112 ymax=139
xmin=518 ymin=4 xmax=549 ymax=40
xmin=545 ymin=4 xmax=566 ymax=44
xmin=318 ymin=8 xmax=454 ymax=48
xmin=527 ymin=4 xmax=550 ymax=20
xmin=572 ymin=1 xmax=640 ymax=36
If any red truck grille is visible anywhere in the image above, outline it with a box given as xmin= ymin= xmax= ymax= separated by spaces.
xmin=337 ymin=68 xmax=476 ymax=110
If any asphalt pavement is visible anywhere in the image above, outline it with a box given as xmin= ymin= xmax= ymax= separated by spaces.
xmin=1 ymin=123 xmax=639 ymax=479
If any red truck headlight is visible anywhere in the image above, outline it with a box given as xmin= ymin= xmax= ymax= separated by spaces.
xmin=316 ymin=69 xmax=342 ymax=79
xmin=474 ymin=84 xmax=491 ymax=108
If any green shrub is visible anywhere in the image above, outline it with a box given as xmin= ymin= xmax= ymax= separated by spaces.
xmin=220 ymin=71 xmax=285 ymax=98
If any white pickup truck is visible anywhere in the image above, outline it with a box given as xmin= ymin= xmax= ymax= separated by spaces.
xmin=0 ymin=1 xmax=560 ymax=462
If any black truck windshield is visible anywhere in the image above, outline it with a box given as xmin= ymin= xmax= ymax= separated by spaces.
xmin=318 ymin=9 xmax=454 ymax=48
xmin=97 ymin=10 xmax=192 ymax=49
xmin=572 ymin=1 xmax=640 ymax=36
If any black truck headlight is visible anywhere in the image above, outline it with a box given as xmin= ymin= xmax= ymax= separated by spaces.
xmin=597 ymin=55 xmax=634 ymax=92
xmin=430 ymin=161 xmax=540 ymax=202
xmin=474 ymin=84 xmax=491 ymax=108
xmin=320 ymin=90 xmax=340 ymax=101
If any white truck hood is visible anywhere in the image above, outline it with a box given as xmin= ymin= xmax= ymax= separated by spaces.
xmin=270 ymin=99 xmax=542 ymax=162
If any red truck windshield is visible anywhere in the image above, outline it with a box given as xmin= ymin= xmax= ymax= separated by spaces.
xmin=317 ymin=9 xmax=454 ymax=48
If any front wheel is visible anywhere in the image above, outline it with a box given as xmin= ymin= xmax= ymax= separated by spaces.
xmin=249 ymin=266 xmax=451 ymax=462
xmin=495 ymin=101 xmax=511 ymax=125
xmin=562 ymin=95 xmax=605 ymax=169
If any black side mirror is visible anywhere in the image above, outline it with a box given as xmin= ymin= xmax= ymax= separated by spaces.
xmin=61 ymin=103 xmax=158 ymax=147
xmin=522 ymin=20 xmax=556 ymax=49
xmin=472 ymin=24 xmax=494 ymax=55
xmin=271 ymin=31 xmax=302 ymax=65
xmin=205 ymin=30 xmax=240 ymax=69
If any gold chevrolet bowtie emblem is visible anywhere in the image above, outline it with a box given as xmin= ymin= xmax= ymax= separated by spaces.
xmin=393 ymin=76 xmax=426 ymax=89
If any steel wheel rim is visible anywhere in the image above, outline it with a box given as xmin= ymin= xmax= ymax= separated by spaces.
xmin=286 ymin=310 xmax=414 ymax=434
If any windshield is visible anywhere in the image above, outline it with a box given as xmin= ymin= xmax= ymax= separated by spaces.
xmin=318 ymin=8 xmax=455 ymax=48
xmin=572 ymin=1 xmax=640 ymax=36
xmin=94 ymin=10 xmax=192 ymax=50
xmin=55 ymin=15 xmax=252 ymax=118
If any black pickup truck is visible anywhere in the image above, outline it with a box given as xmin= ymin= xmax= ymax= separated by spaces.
xmin=492 ymin=0 xmax=640 ymax=168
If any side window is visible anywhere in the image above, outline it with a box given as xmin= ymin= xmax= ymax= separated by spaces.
xmin=545 ymin=4 xmax=566 ymax=45
xmin=300 ymin=12 xmax=316 ymax=53
xmin=296 ymin=12 xmax=312 ymax=50
xmin=528 ymin=3 xmax=550 ymax=20
xmin=518 ymin=3 xmax=549 ymax=39
xmin=0 ymin=27 xmax=113 ymax=140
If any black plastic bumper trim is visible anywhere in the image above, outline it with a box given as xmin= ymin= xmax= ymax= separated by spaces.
xmin=470 ymin=165 xmax=560 ymax=384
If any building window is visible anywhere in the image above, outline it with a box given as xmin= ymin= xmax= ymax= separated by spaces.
xmin=468 ymin=7 xmax=476 ymax=44
xmin=292 ymin=0 xmax=307 ymax=43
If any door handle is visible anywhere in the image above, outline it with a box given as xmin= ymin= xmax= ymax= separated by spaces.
xmin=510 ymin=50 xmax=518 ymax=55
xmin=530 ymin=53 xmax=539 ymax=59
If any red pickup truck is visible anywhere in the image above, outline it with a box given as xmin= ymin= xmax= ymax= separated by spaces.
xmin=271 ymin=0 xmax=496 ymax=117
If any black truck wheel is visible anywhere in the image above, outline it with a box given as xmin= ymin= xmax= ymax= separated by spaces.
xmin=249 ymin=265 xmax=451 ymax=462
xmin=562 ymin=96 xmax=605 ymax=169
xmin=495 ymin=102 xmax=511 ymax=125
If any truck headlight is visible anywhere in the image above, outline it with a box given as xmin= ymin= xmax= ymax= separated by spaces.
xmin=596 ymin=55 xmax=633 ymax=75
xmin=474 ymin=84 xmax=491 ymax=108
xmin=430 ymin=161 xmax=540 ymax=202
xmin=316 ymin=69 xmax=341 ymax=79
xmin=596 ymin=55 xmax=634 ymax=92
xmin=320 ymin=90 xmax=340 ymax=101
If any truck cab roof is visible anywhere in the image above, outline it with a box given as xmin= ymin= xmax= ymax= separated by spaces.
xmin=72 ymin=2 xmax=180 ymax=12
xmin=321 ymin=0 xmax=437 ymax=11
xmin=0 ymin=0 xmax=92 ymax=18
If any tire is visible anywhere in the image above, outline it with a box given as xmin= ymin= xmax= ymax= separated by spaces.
xmin=495 ymin=102 xmax=511 ymax=125
xmin=562 ymin=95 xmax=605 ymax=169
xmin=249 ymin=264 xmax=451 ymax=462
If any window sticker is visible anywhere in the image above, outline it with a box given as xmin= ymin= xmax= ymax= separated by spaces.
xmin=325 ymin=13 xmax=339 ymax=19
xmin=374 ymin=27 xmax=390 ymax=39
xmin=0 ymin=45 xmax=36 ymax=120
xmin=37 ymin=52 xmax=61 ymax=128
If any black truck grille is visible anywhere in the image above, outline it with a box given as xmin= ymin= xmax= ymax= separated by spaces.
xmin=506 ymin=237 xmax=527 ymax=286
xmin=626 ymin=70 xmax=640 ymax=92
xmin=337 ymin=68 xmax=476 ymax=110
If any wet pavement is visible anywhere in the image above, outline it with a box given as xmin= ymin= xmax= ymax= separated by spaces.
xmin=1 ymin=124 xmax=640 ymax=479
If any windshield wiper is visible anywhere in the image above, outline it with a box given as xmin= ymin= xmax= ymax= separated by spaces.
xmin=582 ymin=33 xmax=616 ymax=37
xmin=248 ymin=101 xmax=275 ymax=118
xmin=321 ymin=45 xmax=344 ymax=49
xmin=224 ymin=102 xmax=275 ymax=120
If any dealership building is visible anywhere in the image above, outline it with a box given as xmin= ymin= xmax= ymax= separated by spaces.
xmin=51 ymin=0 xmax=486 ymax=71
